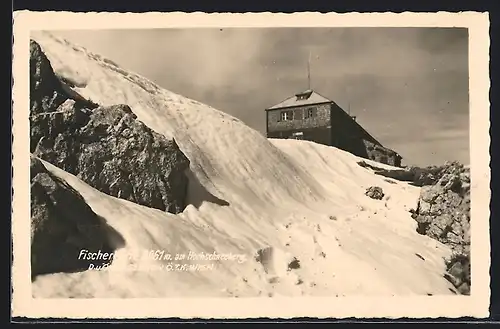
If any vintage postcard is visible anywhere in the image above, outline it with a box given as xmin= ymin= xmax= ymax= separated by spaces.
xmin=11 ymin=11 xmax=490 ymax=319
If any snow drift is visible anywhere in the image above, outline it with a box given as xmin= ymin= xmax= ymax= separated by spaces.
xmin=30 ymin=31 xmax=458 ymax=298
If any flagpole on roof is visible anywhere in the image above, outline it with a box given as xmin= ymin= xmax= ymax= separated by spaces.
xmin=347 ymin=85 xmax=351 ymax=116
xmin=307 ymin=50 xmax=311 ymax=90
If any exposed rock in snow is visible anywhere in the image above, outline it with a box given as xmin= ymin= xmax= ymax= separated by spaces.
xmin=30 ymin=39 xmax=190 ymax=214
xmin=30 ymin=155 xmax=124 ymax=279
xmin=358 ymin=160 xmax=469 ymax=188
xmin=30 ymin=40 xmax=83 ymax=117
xmin=30 ymin=40 xmax=98 ymax=151
xmin=444 ymin=254 xmax=471 ymax=295
xmin=365 ymin=186 xmax=385 ymax=200
xmin=411 ymin=162 xmax=471 ymax=294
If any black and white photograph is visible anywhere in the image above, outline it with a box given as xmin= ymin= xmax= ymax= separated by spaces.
xmin=12 ymin=11 xmax=490 ymax=319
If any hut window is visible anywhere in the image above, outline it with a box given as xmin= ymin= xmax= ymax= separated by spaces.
xmin=305 ymin=108 xmax=316 ymax=119
xmin=280 ymin=111 xmax=293 ymax=121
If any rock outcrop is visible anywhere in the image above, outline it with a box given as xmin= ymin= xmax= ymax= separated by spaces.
xmin=30 ymin=39 xmax=190 ymax=214
xmin=358 ymin=160 xmax=415 ymax=182
xmin=30 ymin=40 xmax=71 ymax=117
xmin=30 ymin=155 xmax=123 ymax=279
xmin=365 ymin=186 xmax=385 ymax=200
xmin=357 ymin=160 xmax=465 ymax=187
xmin=410 ymin=161 xmax=471 ymax=294
xmin=363 ymin=140 xmax=402 ymax=167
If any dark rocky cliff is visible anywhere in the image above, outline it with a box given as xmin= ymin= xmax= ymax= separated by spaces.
xmin=30 ymin=39 xmax=190 ymax=214
xmin=30 ymin=155 xmax=124 ymax=279
xmin=410 ymin=162 xmax=471 ymax=295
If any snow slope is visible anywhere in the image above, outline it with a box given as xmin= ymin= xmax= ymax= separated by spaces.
xmin=30 ymin=31 xmax=456 ymax=297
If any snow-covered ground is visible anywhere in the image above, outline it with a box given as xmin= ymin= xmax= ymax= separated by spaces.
xmin=30 ymin=31 xmax=456 ymax=298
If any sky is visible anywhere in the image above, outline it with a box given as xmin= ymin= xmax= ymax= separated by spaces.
xmin=50 ymin=27 xmax=469 ymax=167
